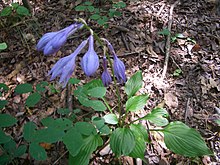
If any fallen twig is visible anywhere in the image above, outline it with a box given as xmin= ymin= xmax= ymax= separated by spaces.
xmin=161 ymin=0 xmax=180 ymax=80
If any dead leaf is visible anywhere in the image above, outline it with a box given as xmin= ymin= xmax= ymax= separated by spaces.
xmin=164 ymin=92 xmax=178 ymax=108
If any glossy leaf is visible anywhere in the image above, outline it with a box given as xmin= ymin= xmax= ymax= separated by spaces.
xmin=126 ymin=95 xmax=149 ymax=112
xmin=0 ymin=114 xmax=17 ymax=128
xmin=103 ymin=114 xmax=118 ymax=125
xmin=88 ymin=100 xmax=106 ymax=111
xmin=63 ymin=127 xmax=84 ymax=157
xmin=29 ymin=143 xmax=47 ymax=160
xmin=75 ymin=122 xmax=96 ymax=136
xmin=25 ymin=92 xmax=41 ymax=107
xmin=110 ymin=128 xmax=135 ymax=157
xmin=144 ymin=108 xmax=169 ymax=126
xmin=162 ymin=121 xmax=213 ymax=157
xmin=92 ymin=117 xmax=110 ymax=135
xmin=86 ymin=87 xmax=106 ymax=98
xmin=14 ymin=83 xmax=33 ymax=94
xmin=125 ymin=71 xmax=143 ymax=98
xmin=69 ymin=134 xmax=103 ymax=165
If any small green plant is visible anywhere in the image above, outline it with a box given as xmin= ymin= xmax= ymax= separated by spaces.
xmin=75 ymin=1 xmax=126 ymax=26
xmin=0 ymin=3 xmax=30 ymax=25
xmin=0 ymin=43 xmax=7 ymax=51
xmin=173 ymin=68 xmax=182 ymax=77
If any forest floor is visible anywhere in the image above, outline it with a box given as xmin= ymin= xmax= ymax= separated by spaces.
xmin=0 ymin=0 xmax=220 ymax=164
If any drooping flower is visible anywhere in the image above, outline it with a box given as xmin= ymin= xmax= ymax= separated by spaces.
xmin=101 ymin=56 xmax=112 ymax=86
xmin=81 ymin=35 xmax=99 ymax=76
xmin=48 ymin=39 xmax=88 ymax=87
xmin=103 ymin=39 xmax=126 ymax=83
xmin=36 ymin=23 xmax=83 ymax=55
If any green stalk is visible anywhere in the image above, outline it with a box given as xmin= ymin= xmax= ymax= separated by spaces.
xmin=77 ymin=18 xmax=123 ymax=126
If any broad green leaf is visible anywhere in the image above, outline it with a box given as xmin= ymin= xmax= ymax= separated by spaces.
xmin=14 ymin=145 xmax=27 ymax=157
xmin=162 ymin=121 xmax=213 ymax=157
xmin=57 ymin=108 xmax=70 ymax=115
xmin=36 ymin=81 xmax=48 ymax=92
xmin=83 ymin=79 xmax=104 ymax=90
xmin=86 ymin=87 xmax=106 ymax=98
xmin=129 ymin=124 xmax=149 ymax=159
xmin=0 ymin=100 xmax=8 ymax=109
xmin=3 ymin=139 xmax=16 ymax=153
xmin=11 ymin=3 xmax=19 ymax=8
xmin=144 ymin=108 xmax=169 ymax=126
xmin=25 ymin=92 xmax=41 ymax=107
xmin=125 ymin=71 xmax=143 ymax=98
xmin=63 ymin=127 xmax=83 ymax=157
xmin=75 ymin=122 xmax=96 ymax=136
xmin=97 ymin=18 xmax=107 ymax=26
xmin=126 ymin=95 xmax=149 ymax=112
xmin=69 ymin=134 xmax=103 ymax=165
xmin=0 ymin=129 xmax=11 ymax=144
xmin=130 ymin=124 xmax=149 ymax=142
xmin=16 ymin=6 xmax=30 ymax=16
xmin=41 ymin=117 xmax=72 ymax=131
xmin=34 ymin=128 xmax=65 ymax=143
xmin=75 ymin=5 xmax=86 ymax=11
xmin=214 ymin=119 xmax=220 ymax=126
xmin=92 ymin=117 xmax=110 ymax=135
xmin=0 ymin=154 xmax=10 ymax=164
xmin=103 ymin=114 xmax=118 ymax=125
xmin=88 ymin=100 xmax=106 ymax=111
xmin=68 ymin=78 xmax=80 ymax=85
xmin=14 ymin=83 xmax=32 ymax=94
xmin=0 ymin=114 xmax=17 ymax=127
xmin=90 ymin=14 xmax=101 ymax=20
xmin=0 ymin=43 xmax=7 ymax=51
xmin=29 ymin=143 xmax=47 ymax=160
xmin=110 ymin=128 xmax=135 ymax=157
xmin=1 ymin=7 xmax=12 ymax=16
xmin=23 ymin=122 xmax=37 ymax=142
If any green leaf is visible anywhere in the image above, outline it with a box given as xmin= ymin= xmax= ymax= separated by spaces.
xmin=144 ymin=108 xmax=169 ymax=126
xmin=125 ymin=71 xmax=143 ymax=98
xmin=110 ymin=128 xmax=135 ymax=157
xmin=35 ymin=128 xmax=65 ymax=143
xmin=68 ymin=78 xmax=80 ymax=85
xmin=75 ymin=122 xmax=96 ymax=136
xmin=0 ymin=43 xmax=7 ymax=51
xmin=88 ymin=100 xmax=106 ymax=111
xmin=41 ymin=117 xmax=72 ymax=131
xmin=158 ymin=28 xmax=170 ymax=36
xmin=69 ymin=134 xmax=103 ymax=165
xmin=63 ymin=127 xmax=84 ymax=157
xmin=113 ymin=1 xmax=126 ymax=8
xmin=14 ymin=83 xmax=33 ymax=94
xmin=92 ymin=117 xmax=110 ymax=135
xmin=36 ymin=81 xmax=48 ymax=92
xmin=129 ymin=124 xmax=148 ymax=159
xmin=126 ymin=95 xmax=149 ymax=112
xmin=3 ymin=139 xmax=16 ymax=153
xmin=75 ymin=5 xmax=86 ymax=11
xmin=0 ymin=154 xmax=10 ymax=164
xmin=90 ymin=14 xmax=101 ymax=20
xmin=0 ymin=129 xmax=11 ymax=144
xmin=103 ymin=114 xmax=118 ymax=125
xmin=84 ymin=1 xmax=93 ymax=5
xmin=16 ymin=6 xmax=30 ymax=16
xmin=83 ymin=79 xmax=104 ymax=90
xmin=11 ymin=3 xmax=19 ymax=8
xmin=1 ymin=7 xmax=12 ymax=16
xmin=97 ymin=18 xmax=107 ymax=26
xmin=23 ymin=122 xmax=37 ymax=142
xmin=130 ymin=124 xmax=149 ymax=142
xmin=162 ymin=121 xmax=213 ymax=157
xmin=0 ymin=100 xmax=8 ymax=109
xmin=57 ymin=108 xmax=71 ymax=115
xmin=25 ymin=92 xmax=41 ymax=107
xmin=86 ymin=87 xmax=106 ymax=98
xmin=29 ymin=143 xmax=47 ymax=160
xmin=214 ymin=119 xmax=220 ymax=126
xmin=173 ymin=69 xmax=182 ymax=77
xmin=0 ymin=114 xmax=17 ymax=128
xmin=87 ymin=5 xmax=95 ymax=12
xmin=14 ymin=145 xmax=27 ymax=157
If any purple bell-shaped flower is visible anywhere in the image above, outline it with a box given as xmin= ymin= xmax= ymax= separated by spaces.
xmin=36 ymin=23 xmax=83 ymax=55
xmin=81 ymin=35 xmax=99 ymax=76
xmin=101 ymin=56 xmax=112 ymax=86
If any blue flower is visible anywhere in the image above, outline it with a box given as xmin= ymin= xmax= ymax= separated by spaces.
xmin=48 ymin=39 xmax=88 ymax=87
xmin=103 ymin=39 xmax=126 ymax=83
xmin=81 ymin=35 xmax=99 ymax=76
xmin=36 ymin=23 xmax=83 ymax=55
xmin=101 ymin=56 xmax=112 ymax=86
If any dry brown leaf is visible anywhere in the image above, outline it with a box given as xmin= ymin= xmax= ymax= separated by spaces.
xmin=164 ymin=92 xmax=178 ymax=109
